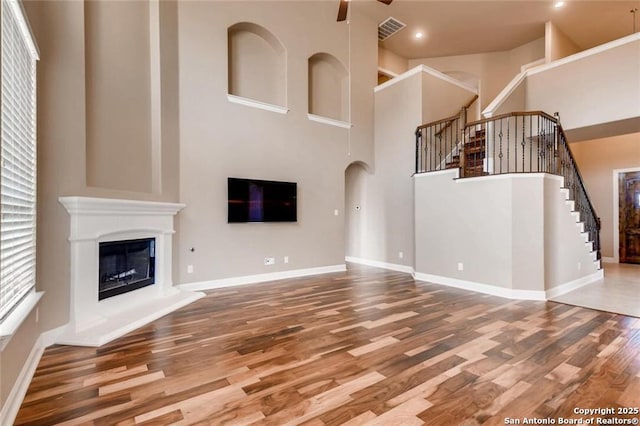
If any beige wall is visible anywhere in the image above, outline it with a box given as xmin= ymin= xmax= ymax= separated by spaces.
xmin=511 ymin=37 xmax=545 ymax=71
xmin=360 ymin=73 xmax=422 ymax=266
xmin=569 ymin=133 xmax=640 ymax=259
xmin=526 ymin=39 xmax=640 ymax=132
xmin=543 ymin=175 xmax=600 ymax=288
xmin=409 ymin=51 xmax=509 ymax=110
xmin=378 ymin=46 xmax=408 ymax=75
xmin=349 ymin=69 xmax=475 ymax=267
xmin=408 ymin=38 xmax=544 ymax=111
xmin=175 ymin=1 xmax=376 ymax=283
xmin=545 ymin=21 xmax=580 ymax=63
xmin=414 ymin=172 xmax=598 ymax=291
xmin=415 ymin=171 xmax=513 ymax=288
xmin=85 ymin=0 xmax=153 ymax=193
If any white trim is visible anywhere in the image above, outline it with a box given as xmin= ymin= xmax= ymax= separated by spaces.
xmin=226 ymin=94 xmax=289 ymax=114
xmin=59 ymin=196 xmax=185 ymax=216
xmin=528 ymin=33 xmax=640 ymax=77
xmin=455 ymin=172 xmax=563 ymax=184
xmin=345 ymin=256 xmax=414 ymax=274
xmin=377 ymin=67 xmax=399 ymax=78
xmin=0 ymin=332 xmax=45 ymax=426
xmin=179 ymin=264 xmax=346 ymax=291
xmin=0 ymin=291 xmax=43 ymax=351
xmin=413 ymin=168 xmax=459 ymax=179
xmin=413 ymin=272 xmax=547 ymax=301
xmin=6 ymin=0 xmax=39 ymax=59
xmin=374 ymin=64 xmax=478 ymax=94
xmin=482 ymin=71 xmax=526 ymax=118
xmin=612 ymin=167 xmax=640 ymax=263
xmin=41 ymin=325 xmax=67 ymax=347
xmin=374 ymin=65 xmax=422 ymax=92
xmin=520 ymin=58 xmax=545 ymax=73
xmin=545 ymin=270 xmax=604 ymax=299
xmin=602 ymin=257 xmax=616 ymax=263
xmin=307 ymin=114 xmax=352 ymax=129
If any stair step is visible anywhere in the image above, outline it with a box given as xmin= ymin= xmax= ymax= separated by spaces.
xmin=466 ymin=137 xmax=485 ymax=146
xmin=445 ymin=162 xmax=459 ymax=169
xmin=465 ymin=145 xmax=485 ymax=154
xmin=465 ymin=157 xmax=485 ymax=167
xmin=464 ymin=165 xmax=487 ymax=177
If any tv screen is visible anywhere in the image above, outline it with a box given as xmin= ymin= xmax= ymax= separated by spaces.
xmin=228 ymin=177 xmax=297 ymax=223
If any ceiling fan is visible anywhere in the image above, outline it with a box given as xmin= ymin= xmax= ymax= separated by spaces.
xmin=337 ymin=0 xmax=393 ymax=22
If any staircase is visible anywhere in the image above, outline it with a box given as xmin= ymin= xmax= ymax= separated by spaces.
xmin=445 ymin=128 xmax=487 ymax=177
xmin=415 ymin=108 xmax=602 ymax=265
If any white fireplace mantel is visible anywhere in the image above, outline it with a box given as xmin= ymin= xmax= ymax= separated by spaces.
xmin=57 ymin=196 xmax=204 ymax=347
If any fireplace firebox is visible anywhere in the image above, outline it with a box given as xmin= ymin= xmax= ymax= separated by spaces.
xmin=99 ymin=238 xmax=156 ymax=300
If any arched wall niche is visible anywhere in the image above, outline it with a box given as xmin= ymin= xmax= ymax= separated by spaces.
xmin=228 ymin=22 xmax=286 ymax=107
xmin=308 ymin=52 xmax=348 ymax=122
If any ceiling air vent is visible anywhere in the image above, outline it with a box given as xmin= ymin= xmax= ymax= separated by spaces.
xmin=378 ymin=17 xmax=406 ymax=42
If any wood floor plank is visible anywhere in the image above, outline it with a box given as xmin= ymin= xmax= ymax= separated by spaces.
xmin=14 ymin=264 xmax=640 ymax=425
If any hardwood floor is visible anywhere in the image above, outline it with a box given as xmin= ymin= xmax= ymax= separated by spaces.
xmin=16 ymin=264 xmax=640 ymax=425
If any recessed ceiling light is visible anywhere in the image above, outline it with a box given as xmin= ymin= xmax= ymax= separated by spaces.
xmin=415 ymin=31 xmax=424 ymax=39
xmin=554 ymin=1 xmax=565 ymax=8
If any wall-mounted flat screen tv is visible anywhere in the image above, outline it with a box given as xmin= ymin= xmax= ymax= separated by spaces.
xmin=228 ymin=177 xmax=297 ymax=223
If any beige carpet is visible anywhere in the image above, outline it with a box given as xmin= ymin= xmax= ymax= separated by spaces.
xmin=551 ymin=262 xmax=640 ymax=318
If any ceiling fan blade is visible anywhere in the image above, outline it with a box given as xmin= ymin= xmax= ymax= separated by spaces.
xmin=378 ymin=0 xmax=393 ymax=4
xmin=337 ymin=0 xmax=348 ymax=21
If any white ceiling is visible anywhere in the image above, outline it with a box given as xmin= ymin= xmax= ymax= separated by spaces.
xmin=354 ymin=0 xmax=640 ymax=59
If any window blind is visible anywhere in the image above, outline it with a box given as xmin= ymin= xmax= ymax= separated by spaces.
xmin=0 ymin=0 xmax=38 ymax=322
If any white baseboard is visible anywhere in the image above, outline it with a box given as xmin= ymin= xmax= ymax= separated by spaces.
xmin=179 ymin=264 xmax=346 ymax=291
xmin=0 ymin=333 xmax=46 ymax=426
xmin=413 ymin=272 xmax=547 ymax=301
xmin=601 ymin=257 xmax=616 ymax=263
xmin=345 ymin=256 xmax=414 ymax=274
xmin=42 ymin=324 xmax=67 ymax=347
xmin=545 ymin=270 xmax=604 ymax=299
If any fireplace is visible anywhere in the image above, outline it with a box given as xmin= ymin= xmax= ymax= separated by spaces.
xmin=58 ymin=196 xmax=205 ymax=347
xmin=99 ymin=238 xmax=156 ymax=300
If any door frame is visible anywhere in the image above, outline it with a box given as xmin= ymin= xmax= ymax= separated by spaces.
xmin=612 ymin=167 xmax=640 ymax=263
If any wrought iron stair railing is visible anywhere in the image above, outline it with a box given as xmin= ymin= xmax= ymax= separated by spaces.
xmin=415 ymin=110 xmax=601 ymax=262
xmin=414 ymin=95 xmax=477 ymax=174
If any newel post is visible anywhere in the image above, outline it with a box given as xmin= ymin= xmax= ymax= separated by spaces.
xmin=459 ymin=107 xmax=467 ymax=177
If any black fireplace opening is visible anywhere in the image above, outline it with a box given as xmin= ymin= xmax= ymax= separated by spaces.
xmin=98 ymin=238 xmax=156 ymax=301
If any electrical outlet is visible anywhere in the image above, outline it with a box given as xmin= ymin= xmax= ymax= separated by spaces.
xmin=264 ymin=257 xmax=275 ymax=266
xmin=284 ymin=256 xmax=289 ymax=264
xmin=334 ymin=209 xmax=339 ymax=216
xmin=458 ymin=262 xmax=464 ymax=271
xmin=187 ymin=265 xmax=194 ymax=274
xmin=399 ymin=251 xmax=404 ymax=259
